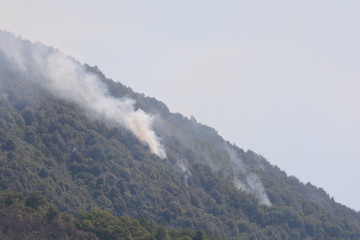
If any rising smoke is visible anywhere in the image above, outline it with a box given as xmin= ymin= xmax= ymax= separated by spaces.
xmin=225 ymin=145 xmax=272 ymax=206
xmin=177 ymin=160 xmax=192 ymax=187
xmin=0 ymin=31 xmax=271 ymax=205
xmin=0 ymin=31 xmax=166 ymax=158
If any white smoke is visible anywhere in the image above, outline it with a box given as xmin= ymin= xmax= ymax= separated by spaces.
xmin=177 ymin=160 xmax=192 ymax=187
xmin=235 ymin=174 xmax=272 ymax=206
xmin=0 ymin=31 xmax=166 ymax=158
xmin=226 ymin=145 xmax=272 ymax=206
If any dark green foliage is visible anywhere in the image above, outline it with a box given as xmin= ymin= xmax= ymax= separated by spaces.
xmin=2 ymin=190 xmax=22 ymax=205
xmin=0 ymin=191 xmax=97 ymax=240
xmin=0 ymin=190 xmax=214 ymax=240
xmin=154 ymin=227 xmax=169 ymax=240
xmin=25 ymin=191 xmax=46 ymax=209
xmin=0 ymin=38 xmax=359 ymax=239
xmin=2 ymin=139 xmax=16 ymax=151
xmin=46 ymin=205 xmax=59 ymax=223
xmin=193 ymin=230 xmax=206 ymax=240
xmin=0 ymin=77 xmax=359 ymax=238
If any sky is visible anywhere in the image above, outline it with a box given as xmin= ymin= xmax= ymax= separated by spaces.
xmin=1 ymin=0 xmax=360 ymax=211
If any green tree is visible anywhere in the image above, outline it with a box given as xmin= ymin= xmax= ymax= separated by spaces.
xmin=46 ymin=205 xmax=59 ymax=223
xmin=25 ymin=191 xmax=46 ymax=209
xmin=155 ymin=226 xmax=170 ymax=240
xmin=193 ymin=230 xmax=206 ymax=240
xmin=2 ymin=190 xmax=22 ymax=206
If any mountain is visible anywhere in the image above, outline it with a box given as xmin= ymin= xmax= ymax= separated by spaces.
xmin=0 ymin=30 xmax=360 ymax=239
xmin=0 ymin=190 xmax=213 ymax=240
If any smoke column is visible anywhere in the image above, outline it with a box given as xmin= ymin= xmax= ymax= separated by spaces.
xmin=0 ymin=31 xmax=166 ymax=158
xmin=226 ymin=145 xmax=272 ymax=206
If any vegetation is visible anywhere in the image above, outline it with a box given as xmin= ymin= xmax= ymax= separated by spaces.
xmin=0 ymin=36 xmax=360 ymax=239
xmin=0 ymin=190 xmax=215 ymax=240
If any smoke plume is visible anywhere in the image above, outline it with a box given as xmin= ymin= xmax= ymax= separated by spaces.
xmin=177 ymin=160 xmax=192 ymax=187
xmin=0 ymin=31 xmax=166 ymax=158
xmin=226 ymin=145 xmax=272 ymax=206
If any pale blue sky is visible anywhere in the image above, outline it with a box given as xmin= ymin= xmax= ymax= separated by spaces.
xmin=1 ymin=0 xmax=360 ymax=210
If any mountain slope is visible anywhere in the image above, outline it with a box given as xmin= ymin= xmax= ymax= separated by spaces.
xmin=0 ymin=190 xmax=214 ymax=240
xmin=0 ymin=30 xmax=360 ymax=239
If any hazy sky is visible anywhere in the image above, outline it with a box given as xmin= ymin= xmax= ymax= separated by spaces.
xmin=1 ymin=0 xmax=360 ymax=211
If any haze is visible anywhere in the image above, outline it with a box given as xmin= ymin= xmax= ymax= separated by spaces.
xmin=1 ymin=0 xmax=360 ymax=211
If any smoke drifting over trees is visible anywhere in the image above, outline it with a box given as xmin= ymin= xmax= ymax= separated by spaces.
xmin=1 ymin=30 xmax=360 ymax=239
xmin=0 ymin=31 xmax=166 ymax=158
xmin=0 ymin=31 xmax=276 ymax=205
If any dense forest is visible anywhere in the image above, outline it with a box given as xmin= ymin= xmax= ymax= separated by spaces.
xmin=0 ymin=190 xmax=214 ymax=240
xmin=0 ymin=30 xmax=360 ymax=239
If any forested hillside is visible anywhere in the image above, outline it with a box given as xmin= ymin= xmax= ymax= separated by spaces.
xmin=0 ymin=30 xmax=360 ymax=239
xmin=0 ymin=190 xmax=213 ymax=240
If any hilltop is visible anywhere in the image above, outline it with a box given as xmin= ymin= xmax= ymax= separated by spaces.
xmin=0 ymin=30 xmax=360 ymax=239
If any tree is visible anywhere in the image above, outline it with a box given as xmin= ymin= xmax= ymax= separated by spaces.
xmin=193 ymin=230 xmax=206 ymax=240
xmin=155 ymin=227 xmax=169 ymax=240
xmin=46 ymin=205 xmax=59 ymax=223
xmin=2 ymin=190 xmax=22 ymax=205
xmin=25 ymin=191 xmax=46 ymax=209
